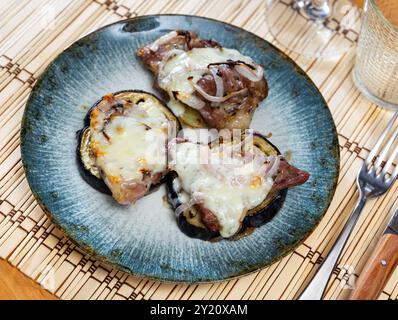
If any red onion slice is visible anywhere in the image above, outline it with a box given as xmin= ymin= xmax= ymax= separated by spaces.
xmin=260 ymin=155 xmax=280 ymax=178
xmin=209 ymin=67 xmax=224 ymax=98
xmin=175 ymin=193 xmax=203 ymax=217
xmin=175 ymin=203 xmax=189 ymax=217
xmin=191 ymin=81 xmax=248 ymax=103
xmin=149 ymin=31 xmax=178 ymax=51
xmin=234 ymin=63 xmax=264 ymax=82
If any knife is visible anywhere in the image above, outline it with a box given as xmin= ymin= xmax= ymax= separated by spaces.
xmin=350 ymin=207 xmax=398 ymax=300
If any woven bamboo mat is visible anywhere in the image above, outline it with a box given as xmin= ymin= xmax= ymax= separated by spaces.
xmin=1 ymin=0 xmax=398 ymax=300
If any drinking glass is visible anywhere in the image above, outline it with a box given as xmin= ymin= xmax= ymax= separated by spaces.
xmin=265 ymin=0 xmax=361 ymax=58
xmin=353 ymin=0 xmax=398 ymax=108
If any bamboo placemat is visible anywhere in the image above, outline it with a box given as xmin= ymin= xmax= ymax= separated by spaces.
xmin=1 ymin=0 xmax=397 ymax=300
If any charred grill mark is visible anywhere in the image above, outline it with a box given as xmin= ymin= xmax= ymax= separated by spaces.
xmin=207 ymin=61 xmax=229 ymax=68
xmin=140 ymin=168 xmax=151 ymax=177
xmin=208 ymin=60 xmax=255 ymax=70
xmin=103 ymin=93 xmax=114 ymax=102
xmin=111 ymin=102 xmax=124 ymax=112
xmin=206 ymin=39 xmax=222 ymax=49
xmin=184 ymin=31 xmax=192 ymax=50
xmin=175 ymin=30 xmax=221 ymax=50
xmin=101 ymin=102 xmax=125 ymax=127
xmin=102 ymin=130 xmax=111 ymax=141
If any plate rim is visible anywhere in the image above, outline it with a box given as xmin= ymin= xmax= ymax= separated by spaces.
xmin=20 ymin=13 xmax=340 ymax=283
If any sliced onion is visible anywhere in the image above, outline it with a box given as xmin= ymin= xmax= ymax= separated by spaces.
xmin=234 ymin=63 xmax=264 ymax=82
xmin=168 ymin=137 xmax=188 ymax=150
xmin=209 ymin=67 xmax=224 ymax=98
xmin=175 ymin=193 xmax=203 ymax=217
xmin=260 ymin=155 xmax=280 ymax=178
xmin=191 ymin=81 xmax=248 ymax=103
xmin=175 ymin=203 xmax=189 ymax=217
xmin=149 ymin=31 xmax=178 ymax=51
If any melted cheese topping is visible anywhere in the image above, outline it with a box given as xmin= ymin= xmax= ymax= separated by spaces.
xmin=171 ymin=141 xmax=274 ymax=238
xmin=90 ymin=99 xmax=169 ymax=184
xmin=158 ymin=47 xmax=255 ymax=114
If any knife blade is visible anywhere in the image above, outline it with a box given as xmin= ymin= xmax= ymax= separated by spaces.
xmin=385 ymin=207 xmax=398 ymax=236
xmin=350 ymin=207 xmax=398 ymax=300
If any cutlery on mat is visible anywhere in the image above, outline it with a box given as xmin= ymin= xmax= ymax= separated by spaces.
xmin=299 ymin=110 xmax=398 ymax=300
xmin=350 ymin=206 xmax=398 ymax=300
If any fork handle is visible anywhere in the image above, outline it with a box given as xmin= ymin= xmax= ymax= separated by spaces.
xmin=350 ymin=233 xmax=398 ymax=300
xmin=299 ymin=195 xmax=367 ymax=300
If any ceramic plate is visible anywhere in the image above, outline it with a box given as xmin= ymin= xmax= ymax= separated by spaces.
xmin=21 ymin=15 xmax=339 ymax=282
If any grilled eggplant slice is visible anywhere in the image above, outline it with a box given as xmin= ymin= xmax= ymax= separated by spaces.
xmin=77 ymin=127 xmax=111 ymax=195
xmin=166 ymin=132 xmax=309 ymax=241
xmin=78 ymin=90 xmax=180 ymax=205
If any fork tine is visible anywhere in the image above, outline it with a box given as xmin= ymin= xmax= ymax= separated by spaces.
xmin=366 ymin=110 xmax=398 ymax=165
xmin=381 ymin=142 xmax=398 ymax=176
xmin=386 ymin=164 xmax=398 ymax=185
xmin=374 ymin=123 xmax=398 ymax=170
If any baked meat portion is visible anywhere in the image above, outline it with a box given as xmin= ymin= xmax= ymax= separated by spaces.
xmin=198 ymin=157 xmax=310 ymax=233
xmin=138 ymin=30 xmax=268 ymax=129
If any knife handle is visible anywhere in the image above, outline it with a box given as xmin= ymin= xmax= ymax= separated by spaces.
xmin=350 ymin=233 xmax=398 ymax=300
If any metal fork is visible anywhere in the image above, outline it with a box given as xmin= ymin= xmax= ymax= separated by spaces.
xmin=299 ymin=110 xmax=398 ymax=300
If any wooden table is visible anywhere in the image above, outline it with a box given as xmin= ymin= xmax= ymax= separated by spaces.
xmin=1 ymin=0 xmax=398 ymax=300
xmin=0 ymin=259 xmax=56 ymax=300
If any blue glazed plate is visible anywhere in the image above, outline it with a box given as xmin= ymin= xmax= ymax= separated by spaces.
xmin=21 ymin=15 xmax=339 ymax=282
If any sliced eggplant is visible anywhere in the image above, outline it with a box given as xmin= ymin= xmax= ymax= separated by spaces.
xmin=165 ymin=132 xmax=288 ymax=241
xmin=173 ymin=102 xmax=208 ymax=129
xmin=77 ymin=90 xmax=181 ymax=204
xmin=77 ymin=127 xmax=111 ymax=195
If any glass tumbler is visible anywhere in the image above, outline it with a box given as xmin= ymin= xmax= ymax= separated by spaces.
xmin=353 ymin=0 xmax=398 ymax=108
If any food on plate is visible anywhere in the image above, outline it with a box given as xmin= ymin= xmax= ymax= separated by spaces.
xmin=166 ymin=131 xmax=310 ymax=241
xmin=137 ymin=30 xmax=268 ymax=130
xmin=75 ymin=33 xmax=309 ymax=241
xmin=78 ymin=90 xmax=180 ymax=205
